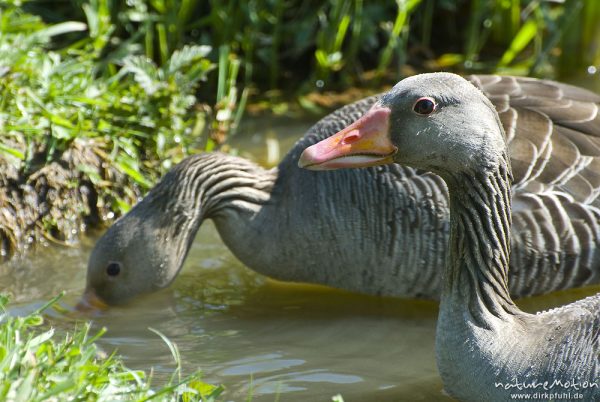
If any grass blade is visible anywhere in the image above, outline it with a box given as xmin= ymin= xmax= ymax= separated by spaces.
xmin=499 ymin=18 xmax=538 ymax=67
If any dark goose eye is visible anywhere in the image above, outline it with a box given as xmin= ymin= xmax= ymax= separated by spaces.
xmin=106 ymin=262 xmax=121 ymax=277
xmin=413 ymin=97 xmax=436 ymax=115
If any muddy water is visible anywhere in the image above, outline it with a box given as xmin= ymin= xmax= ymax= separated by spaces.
xmin=3 ymin=75 xmax=600 ymax=401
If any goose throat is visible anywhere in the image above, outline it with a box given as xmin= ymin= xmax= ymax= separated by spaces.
xmin=443 ymin=151 xmax=520 ymax=325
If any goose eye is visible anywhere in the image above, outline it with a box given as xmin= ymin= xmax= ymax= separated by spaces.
xmin=413 ymin=97 xmax=436 ymax=115
xmin=106 ymin=262 xmax=121 ymax=277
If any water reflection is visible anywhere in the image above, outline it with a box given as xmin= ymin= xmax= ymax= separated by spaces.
xmin=2 ymin=220 xmax=452 ymax=401
xmin=6 ymin=220 xmax=599 ymax=401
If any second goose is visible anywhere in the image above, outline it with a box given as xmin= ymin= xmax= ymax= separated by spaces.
xmin=300 ymin=72 xmax=600 ymax=401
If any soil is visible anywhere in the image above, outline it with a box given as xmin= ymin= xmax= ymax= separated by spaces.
xmin=0 ymin=138 xmax=141 ymax=262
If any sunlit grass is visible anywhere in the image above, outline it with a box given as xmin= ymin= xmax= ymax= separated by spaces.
xmin=0 ymin=293 xmax=224 ymax=401
xmin=0 ymin=1 xmax=244 ymax=257
xmin=0 ymin=2 xmax=214 ymax=195
xmin=74 ymin=0 xmax=600 ymax=87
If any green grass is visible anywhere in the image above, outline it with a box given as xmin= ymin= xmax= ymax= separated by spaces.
xmin=0 ymin=2 xmax=214 ymax=184
xmin=0 ymin=1 xmax=242 ymax=257
xmin=38 ymin=0 xmax=600 ymax=90
xmin=0 ymin=293 xmax=224 ymax=401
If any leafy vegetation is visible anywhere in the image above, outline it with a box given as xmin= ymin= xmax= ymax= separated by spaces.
xmin=0 ymin=2 xmax=214 ymax=181
xmin=0 ymin=293 xmax=224 ymax=401
xmin=32 ymin=0 xmax=600 ymax=90
xmin=0 ymin=1 xmax=234 ymax=258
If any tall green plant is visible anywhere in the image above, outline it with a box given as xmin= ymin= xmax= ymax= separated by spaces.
xmin=376 ymin=0 xmax=422 ymax=78
xmin=314 ymin=0 xmax=353 ymax=82
xmin=558 ymin=0 xmax=600 ymax=75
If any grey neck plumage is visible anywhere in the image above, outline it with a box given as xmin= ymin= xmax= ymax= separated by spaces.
xmin=441 ymin=152 xmax=521 ymax=327
xmin=436 ymin=152 xmax=600 ymax=402
xmin=146 ymin=153 xmax=276 ymax=265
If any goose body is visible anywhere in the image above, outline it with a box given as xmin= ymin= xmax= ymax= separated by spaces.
xmin=299 ymin=73 xmax=600 ymax=401
xmin=84 ymin=75 xmax=600 ymax=305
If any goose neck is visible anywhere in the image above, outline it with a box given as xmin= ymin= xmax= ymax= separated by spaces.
xmin=441 ymin=152 xmax=520 ymax=326
xmin=146 ymin=153 xmax=275 ymax=240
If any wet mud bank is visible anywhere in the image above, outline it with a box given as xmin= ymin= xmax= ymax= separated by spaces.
xmin=0 ymin=138 xmax=141 ymax=261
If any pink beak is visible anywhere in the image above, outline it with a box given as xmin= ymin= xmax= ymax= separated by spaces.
xmin=298 ymin=106 xmax=397 ymax=170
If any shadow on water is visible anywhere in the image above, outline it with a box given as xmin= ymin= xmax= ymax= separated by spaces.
xmin=3 ymin=72 xmax=600 ymax=401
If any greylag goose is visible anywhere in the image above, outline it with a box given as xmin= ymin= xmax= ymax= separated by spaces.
xmin=83 ymin=74 xmax=600 ymax=306
xmin=299 ymin=72 xmax=600 ymax=401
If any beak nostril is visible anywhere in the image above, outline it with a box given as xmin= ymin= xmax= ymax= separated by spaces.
xmin=342 ymin=132 xmax=360 ymax=144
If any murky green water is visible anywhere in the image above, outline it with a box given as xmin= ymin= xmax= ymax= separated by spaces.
xmin=2 ymin=221 xmax=449 ymax=401
xmin=3 ymin=73 xmax=600 ymax=401
xmin=5 ymin=223 xmax=600 ymax=402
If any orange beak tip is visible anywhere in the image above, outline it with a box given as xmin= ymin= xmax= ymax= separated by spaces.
xmin=75 ymin=289 xmax=109 ymax=313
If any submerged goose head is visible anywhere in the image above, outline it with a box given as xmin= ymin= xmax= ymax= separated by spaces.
xmin=299 ymin=72 xmax=506 ymax=178
xmin=80 ymin=153 xmax=275 ymax=308
xmin=81 ymin=190 xmax=193 ymax=307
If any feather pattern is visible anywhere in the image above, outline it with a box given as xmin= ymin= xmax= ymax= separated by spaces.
xmin=435 ymin=149 xmax=600 ymax=401
xmin=468 ymin=75 xmax=600 ymax=297
xmin=87 ymin=74 xmax=600 ymax=303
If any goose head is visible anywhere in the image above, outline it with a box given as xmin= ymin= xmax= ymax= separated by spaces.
xmin=80 ymin=193 xmax=194 ymax=308
xmin=299 ymin=73 xmax=506 ymax=177
xmin=79 ymin=152 xmax=274 ymax=309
